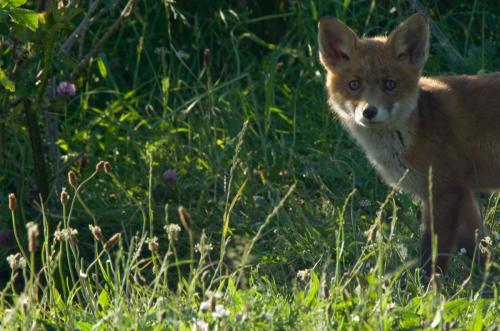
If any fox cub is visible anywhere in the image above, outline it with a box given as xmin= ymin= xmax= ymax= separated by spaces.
xmin=318 ymin=14 xmax=500 ymax=274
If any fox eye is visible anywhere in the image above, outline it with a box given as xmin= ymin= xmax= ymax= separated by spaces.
xmin=384 ymin=79 xmax=397 ymax=91
xmin=348 ymin=80 xmax=361 ymax=91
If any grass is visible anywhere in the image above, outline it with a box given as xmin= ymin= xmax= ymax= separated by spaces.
xmin=0 ymin=0 xmax=499 ymax=329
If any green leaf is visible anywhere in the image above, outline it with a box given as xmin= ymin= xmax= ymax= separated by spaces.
xmin=98 ymin=289 xmax=110 ymax=309
xmin=0 ymin=0 xmax=27 ymax=9
xmin=74 ymin=322 xmax=92 ymax=331
xmin=0 ymin=67 xmax=15 ymax=92
xmin=469 ymin=306 xmax=483 ymax=331
xmin=8 ymin=8 xmax=39 ymax=31
xmin=97 ymin=56 xmax=108 ymax=78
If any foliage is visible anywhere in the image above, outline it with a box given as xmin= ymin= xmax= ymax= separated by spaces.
xmin=0 ymin=0 xmax=498 ymax=329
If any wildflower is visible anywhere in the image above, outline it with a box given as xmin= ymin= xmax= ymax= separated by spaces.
xmin=199 ymin=301 xmax=210 ymax=313
xmin=79 ymin=269 xmax=88 ymax=278
xmin=89 ymin=224 xmax=103 ymax=241
xmin=104 ymin=233 xmax=121 ymax=252
xmin=8 ymin=193 xmax=16 ymax=211
xmin=26 ymin=222 xmax=39 ymax=253
xmin=212 ymin=304 xmax=229 ymax=319
xmin=7 ymin=253 xmax=23 ymax=270
xmin=279 ymin=170 xmax=289 ymax=177
xmin=68 ymin=171 xmax=78 ymax=187
xmin=296 ymin=269 xmax=309 ymax=281
xmin=165 ymin=223 xmax=181 ymax=241
xmin=194 ymin=320 xmax=209 ymax=331
xmin=54 ymin=228 xmax=78 ymax=245
xmin=481 ymin=236 xmax=492 ymax=246
xmin=178 ymin=206 xmax=191 ymax=231
xmin=146 ymin=236 xmax=159 ymax=253
xmin=60 ymin=188 xmax=70 ymax=205
xmin=163 ymin=169 xmax=178 ymax=185
xmin=57 ymin=81 xmax=76 ymax=96
xmin=195 ymin=242 xmax=213 ymax=254
xmin=459 ymin=247 xmax=467 ymax=255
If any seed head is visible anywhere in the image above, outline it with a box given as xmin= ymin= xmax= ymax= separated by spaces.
xmin=26 ymin=222 xmax=39 ymax=253
xmin=96 ymin=161 xmax=105 ymax=173
xmin=7 ymin=253 xmax=23 ymax=270
xmin=164 ymin=223 xmax=181 ymax=241
xmin=89 ymin=224 xmax=103 ymax=241
xmin=68 ymin=171 xmax=78 ymax=188
xmin=103 ymin=161 xmax=112 ymax=174
xmin=104 ymin=233 xmax=121 ymax=252
xmin=146 ymin=236 xmax=159 ymax=253
xmin=178 ymin=206 xmax=191 ymax=231
xmin=8 ymin=193 xmax=16 ymax=211
xmin=60 ymin=188 xmax=70 ymax=205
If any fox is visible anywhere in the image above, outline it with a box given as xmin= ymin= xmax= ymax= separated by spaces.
xmin=318 ymin=13 xmax=500 ymax=275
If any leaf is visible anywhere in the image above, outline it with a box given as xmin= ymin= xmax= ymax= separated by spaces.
xmin=74 ymin=322 xmax=92 ymax=331
xmin=8 ymin=8 xmax=39 ymax=31
xmin=97 ymin=56 xmax=108 ymax=78
xmin=98 ymin=289 xmax=110 ymax=309
xmin=468 ymin=306 xmax=483 ymax=331
xmin=0 ymin=0 xmax=27 ymax=9
xmin=0 ymin=67 xmax=15 ymax=92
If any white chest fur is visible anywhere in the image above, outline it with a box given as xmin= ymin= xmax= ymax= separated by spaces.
xmin=345 ymin=122 xmax=417 ymax=193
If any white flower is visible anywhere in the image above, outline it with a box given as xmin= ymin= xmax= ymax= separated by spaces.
xmin=263 ymin=312 xmax=273 ymax=321
xmin=165 ymin=224 xmax=181 ymax=241
xmin=352 ymin=315 xmax=360 ymax=322
xmin=212 ymin=304 xmax=229 ymax=319
xmin=296 ymin=269 xmax=309 ymax=281
xmin=195 ymin=242 xmax=214 ymax=253
xmin=199 ymin=301 xmax=210 ymax=313
xmin=193 ymin=320 xmax=208 ymax=331
xmin=459 ymin=247 xmax=467 ymax=255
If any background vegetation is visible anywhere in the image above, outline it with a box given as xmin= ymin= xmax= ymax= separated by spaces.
xmin=0 ymin=0 xmax=498 ymax=329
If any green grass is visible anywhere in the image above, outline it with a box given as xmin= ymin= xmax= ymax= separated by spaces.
xmin=0 ymin=0 xmax=499 ymax=329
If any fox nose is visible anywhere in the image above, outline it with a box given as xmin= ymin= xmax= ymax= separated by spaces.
xmin=362 ymin=106 xmax=378 ymax=120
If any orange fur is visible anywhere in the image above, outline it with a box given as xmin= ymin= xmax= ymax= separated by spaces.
xmin=318 ymin=14 xmax=499 ymax=274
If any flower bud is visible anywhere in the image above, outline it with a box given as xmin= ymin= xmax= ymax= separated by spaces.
xmin=68 ymin=171 xmax=78 ymax=188
xmin=8 ymin=193 xmax=16 ymax=211
xmin=178 ymin=206 xmax=191 ymax=231
xmin=104 ymin=233 xmax=121 ymax=252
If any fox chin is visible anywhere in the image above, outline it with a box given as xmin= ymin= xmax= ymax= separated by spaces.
xmin=318 ymin=13 xmax=500 ymax=275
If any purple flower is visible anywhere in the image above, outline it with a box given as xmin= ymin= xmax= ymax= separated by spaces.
xmin=0 ymin=229 xmax=14 ymax=246
xmin=57 ymin=81 xmax=76 ymax=96
xmin=163 ymin=169 xmax=178 ymax=185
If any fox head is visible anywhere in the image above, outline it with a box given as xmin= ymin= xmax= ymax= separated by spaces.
xmin=318 ymin=14 xmax=429 ymax=128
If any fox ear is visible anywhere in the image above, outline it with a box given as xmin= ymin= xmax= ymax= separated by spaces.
xmin=387 ymin=14 xmax=430 ymax=66
xmin=318 ymin=17 xmax=358 ymax=69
